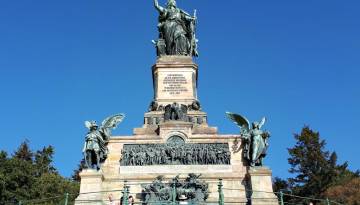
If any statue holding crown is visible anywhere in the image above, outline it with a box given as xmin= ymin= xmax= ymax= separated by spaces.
xmin=153 ymin=0 xmax=198 ymax=57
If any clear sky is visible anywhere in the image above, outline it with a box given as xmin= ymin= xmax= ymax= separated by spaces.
xmin=0 ymin=0 xmax=359 ymax=178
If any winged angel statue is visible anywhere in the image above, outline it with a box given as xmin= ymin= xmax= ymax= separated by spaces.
xmin=226 ymin=112 xmax=270 ymax=167
xmin=83 ymin=114 xmax=125 ymax=170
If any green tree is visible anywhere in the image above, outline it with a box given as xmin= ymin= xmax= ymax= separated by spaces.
xmin=273 ymin=177 xmax=290 ymax=193
xmin=0 ymin=141 xmax=79 ymax=205
xmin=287 ymin=126 xmax=353 ymax=203
xmin=273 ymin=177 xmax=294 ymax=203
xmin=13 ymin=140 xmax=33 ymax=162
xmin=4 ymin=142 xmax=36 ymax=202
xmin=34 ymin=146 xmax=57 ymax=176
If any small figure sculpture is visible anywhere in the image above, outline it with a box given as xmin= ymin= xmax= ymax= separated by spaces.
xmin=226 ymin=112 xmax=270 ymax=167
xmin=148 ymin=101 xmax=158 ymax=112
xmin=164 ymin=102 xmax=188 ymax=121
xmin=83 ymin=114 xmax=125 ymax=170
xmin=153 ymin=0 xmax=198 ymax=57
xmin=189 ymin=100 xmax=201 ymax=111
xmin=141 ymin=174 xmax=208 ymax=204
xmin=120 ymin=143 xmax=230 ymax=166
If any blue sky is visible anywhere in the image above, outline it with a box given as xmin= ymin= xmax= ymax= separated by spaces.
xmin=0 ymin=0 xmax=359 ymax=178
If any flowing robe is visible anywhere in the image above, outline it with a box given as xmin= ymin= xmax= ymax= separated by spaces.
xmin=159 ymin=8 xmax=192 ymax=55
xmin=249 ymin=129 xmax=267 ymax=164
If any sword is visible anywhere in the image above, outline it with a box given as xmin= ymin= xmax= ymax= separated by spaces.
xmin=191 ymin=9 xmax=198 ymax=56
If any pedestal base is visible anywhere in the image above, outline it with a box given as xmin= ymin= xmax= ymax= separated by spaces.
xmin=75 ymin=169 xmax=104 ymax=205
xmin=153 ymin=56 xmax=198 ymax=105
xmin=248 ymin=167 xmax=279 ymax=205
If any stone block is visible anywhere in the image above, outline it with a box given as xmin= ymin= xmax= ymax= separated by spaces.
xmin=75 ymin=169 xmax=104 ymax=205
xmin=152 ymin=56 xmax=198 ymax=105
xmin=192 ymin=125 xmax=218 ymax=134
xmin=248 ymin=167 xmax=279 ymax=205
xmin=133 ymin=127 xmax=158 ymax=135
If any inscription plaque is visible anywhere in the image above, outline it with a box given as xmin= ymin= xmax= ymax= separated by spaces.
xmin=157 ymin=71 xmax=195 ymax=100
xmin=162 ymin=74 xmax=189 ymax=95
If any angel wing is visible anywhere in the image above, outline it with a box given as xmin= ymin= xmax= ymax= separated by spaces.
xmin=226 ymin=112 xmax=250 ymax=133
xmin=84 ymin=121 xmax=92 ymax=130
xmin=101 ymin=113 xmax=125 ymax=130
xmin=259 ymin=117 xmax=266 ymax=129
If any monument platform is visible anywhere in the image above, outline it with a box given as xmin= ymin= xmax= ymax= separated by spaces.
xmin=77 ymin=133 xmax=248 ymax=204
xmin=76 ymin=56 xmax=279 ymax=205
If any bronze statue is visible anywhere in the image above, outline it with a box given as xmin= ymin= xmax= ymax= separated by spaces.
xmin=120 ymin=143 xmax=230 ymax=166
xmin=189 ymin=100 xmax=201 ymax=111
xmin=226 ymin=112 xmax=270 ymax=167
xmin=141 ymin=174 xmax=209 ymax=204
xmin=83 ymin=114 xmax=125 ymax=170
xmin=153 ymin=0 xmax=198 ymax=57
xmin=148 ymin=101 xmax=159 ymax=112
xmin=164 ymin=102 xmax=188 ymax=121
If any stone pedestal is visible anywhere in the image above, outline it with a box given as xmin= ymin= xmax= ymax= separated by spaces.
xmin=75 ymin=169 xmax=104 ymax=205
xmin=248 ymin=167 xmax=279 ymax=205
xmin=153 ymin=56 xmax=198 ymax=106
xmin=137 ymin=56 xmax=217 ymax=132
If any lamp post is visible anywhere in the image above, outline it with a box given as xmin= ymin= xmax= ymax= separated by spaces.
xmin=218 ymin=179 xmax=224 ymax=205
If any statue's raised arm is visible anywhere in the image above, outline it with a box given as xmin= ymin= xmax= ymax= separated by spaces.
xmin=154 ymin=0 xmax=165 ymax=13
xmin=180 ymin=9 xmax=196 ymax=22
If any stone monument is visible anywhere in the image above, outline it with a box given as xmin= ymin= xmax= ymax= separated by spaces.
xmin=75 ymin=1 xmax=278 ymax=204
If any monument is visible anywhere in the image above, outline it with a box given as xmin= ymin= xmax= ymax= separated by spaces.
xmin=75 ymin=0 xmax=278 ymax=204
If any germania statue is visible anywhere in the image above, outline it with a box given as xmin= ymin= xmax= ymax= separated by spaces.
xmin=83 ymin=114 xmax=125 ymax=170
xmin=153 ymin=0 xmax=199 ymax=57
xmin=226 ymin=112 xmax=270 ymax=167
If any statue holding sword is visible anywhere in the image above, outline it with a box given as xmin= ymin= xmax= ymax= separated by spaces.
xmin=153 ymin=0 xmax=199 ymax=57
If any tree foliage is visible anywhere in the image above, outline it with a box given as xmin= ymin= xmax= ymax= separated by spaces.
xmin=0 ymin=141 xmax=79 ymax=204
xmin=273 ymin=177 xmax=290 ymax=193
xmin=324 ymin=177 xmax=360 ymax=205
xmin=274 ymin=126 xmax=360 ymax=204
xmin=288 ymin=126 xmax=349 ymax=198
